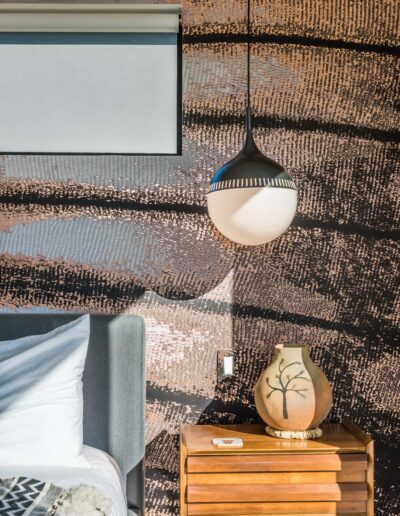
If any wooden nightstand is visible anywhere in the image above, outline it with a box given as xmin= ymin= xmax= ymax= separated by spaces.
xmin=180 ymin=421 xmax=373 ymax=515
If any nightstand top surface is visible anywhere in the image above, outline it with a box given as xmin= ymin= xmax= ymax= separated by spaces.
xmin=181 ymin=423 xmax=370 ymax=455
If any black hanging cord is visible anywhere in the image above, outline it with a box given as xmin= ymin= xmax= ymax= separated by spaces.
xmin=247 ymin=0 xmax=251 ymax=110
xmin=244 ymin=0 xmax=254 ymax=140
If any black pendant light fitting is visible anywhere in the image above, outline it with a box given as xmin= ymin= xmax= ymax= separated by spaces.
xmin=206 ymin=0 xmax=298 ymax=246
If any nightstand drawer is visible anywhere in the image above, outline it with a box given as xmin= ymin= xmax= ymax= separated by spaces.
xmin=187 ymin=482 xmax=368 ymax=503
xmin=188 ymin=470 xmax=366 ymax=484
xmin=186 ymin=500 xmax=367 ymax=515
xmin=186 ymin=453 xmax=367 ymax=473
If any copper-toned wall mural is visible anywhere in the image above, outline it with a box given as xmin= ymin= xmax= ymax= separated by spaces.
xmin=0 ymin=1 xmax=399 ymax=514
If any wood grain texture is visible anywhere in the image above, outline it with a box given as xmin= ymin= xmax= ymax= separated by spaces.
xmin=187 ymin=482 xmax=368 ymax=503
xmin=179 ymin=425 xmax=188 ymax=516
xmin=343 ymin=420 xmax=375 ymax=516
xmin=183 ymin=423 xmax=369 ymax=455
xmin=187 ymin=471 xmax=366 ymax=484
xmin=186 ymin=500 xmax=367 ymax=515
xmin=187 ymin=454 xmax=367 ymax=473
xmin=0 ymin=0 xmax=398 ymax=515
xmin=182 ymin=424 xmax=372 ymax=513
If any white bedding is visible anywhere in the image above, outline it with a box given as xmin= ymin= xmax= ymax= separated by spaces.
xmin=0 ymin=445 xmax=127 ymax=516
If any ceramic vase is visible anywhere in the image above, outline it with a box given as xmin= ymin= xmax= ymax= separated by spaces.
xmin=254 ymin=344 xmax=332 ymax=439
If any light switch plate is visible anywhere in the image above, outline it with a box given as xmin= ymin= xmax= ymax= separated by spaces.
xmin=217 ymin=351 xmax=235 ymax=381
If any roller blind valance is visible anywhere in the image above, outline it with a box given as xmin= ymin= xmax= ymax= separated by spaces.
xmin=0 ymin=4 xmax=182 ymax=155
xmin=0 ymin=4 xmax=182 ymax=33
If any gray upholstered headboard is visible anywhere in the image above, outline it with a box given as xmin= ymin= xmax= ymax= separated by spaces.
xmin=0 ymin=314 xmax=145 ymax=516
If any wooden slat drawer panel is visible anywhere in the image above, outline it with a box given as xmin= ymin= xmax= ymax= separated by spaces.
xmin=188 ymin=513 xmax=366 ymax=516
xmin=188 ymin=470 xmax=366 ymax=485
xmin=187 ymin=454 xmax=367 ymax=473
xmin=187 ymin=483 xmax=368 ymax=503
xmin=187 ymin=501 xmax=367 ymax=515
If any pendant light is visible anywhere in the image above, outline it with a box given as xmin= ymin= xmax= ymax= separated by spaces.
xmin=207 ymin=0 xmax=297 ymax=246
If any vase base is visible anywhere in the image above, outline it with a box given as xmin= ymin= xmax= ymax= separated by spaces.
xmin=265 ymin=426 xmax=323 ymax=440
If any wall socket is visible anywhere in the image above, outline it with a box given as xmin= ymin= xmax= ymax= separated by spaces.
xmin=217 ymin=351 xmax=235 ymax=382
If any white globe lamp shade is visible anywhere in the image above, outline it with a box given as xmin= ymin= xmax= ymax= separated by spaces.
xmin=207 ymin=184 xmax=297 ymax=246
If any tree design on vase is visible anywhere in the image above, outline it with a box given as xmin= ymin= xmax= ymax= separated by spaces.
xmin=266 ymin=359 xmax=311 ymax=419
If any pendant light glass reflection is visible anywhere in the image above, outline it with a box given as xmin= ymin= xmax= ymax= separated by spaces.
xmin=206 ymin=0 xmax=297 ymax=246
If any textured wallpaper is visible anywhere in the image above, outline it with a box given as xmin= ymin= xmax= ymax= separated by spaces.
xmin=0 ymin=1 xmax=399 ymax=514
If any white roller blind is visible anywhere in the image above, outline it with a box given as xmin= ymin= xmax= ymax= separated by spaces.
xmin=0 ymin=4 xmax=182 ymax=154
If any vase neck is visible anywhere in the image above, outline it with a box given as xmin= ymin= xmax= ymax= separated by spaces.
xmin=275 ymin=345 xmax=308 ymax=361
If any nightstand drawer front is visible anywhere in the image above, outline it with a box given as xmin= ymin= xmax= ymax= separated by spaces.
xmin=187 ymin=454 xmax=367 ymax=473
xmin=187 ymin=483 xmax=368 ymax=503
xmin=187 ymin=500 xmax=367 ymax=515
xmin=188 ymin=471 xmax=366 ymax=484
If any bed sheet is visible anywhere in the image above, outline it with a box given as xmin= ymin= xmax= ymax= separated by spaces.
xmin=0 ymin=445 xmax=127 ymax=516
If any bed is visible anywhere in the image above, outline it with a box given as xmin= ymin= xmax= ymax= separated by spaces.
xmin=0 ymin=314 xmax=145 ymax=516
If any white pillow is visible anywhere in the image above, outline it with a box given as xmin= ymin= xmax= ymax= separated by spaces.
xmin=0 ymin=315 xmax=90 ymax=465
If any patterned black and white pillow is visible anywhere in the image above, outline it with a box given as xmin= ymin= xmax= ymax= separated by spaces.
xmin=0 ymin=477 xmax=111 ymax=516
xmin=0 ymin=477 xmax=63 ymax=515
